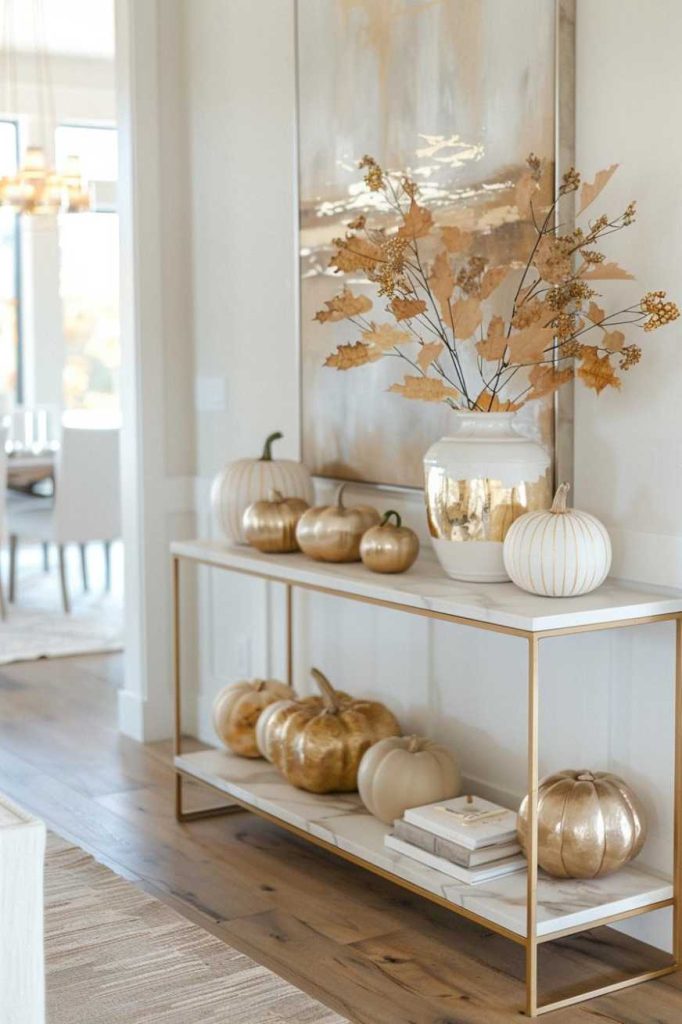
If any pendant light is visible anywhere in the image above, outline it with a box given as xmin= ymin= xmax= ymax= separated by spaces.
xmin=0 ymin=0 xmax=90 ymax=214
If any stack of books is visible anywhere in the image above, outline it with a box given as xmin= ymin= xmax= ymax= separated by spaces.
xmin=385 ymin=795 xmax=525 ymax=885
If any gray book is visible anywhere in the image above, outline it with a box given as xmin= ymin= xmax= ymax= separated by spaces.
xmin=394 ymin=818 xmax=521 ymax=868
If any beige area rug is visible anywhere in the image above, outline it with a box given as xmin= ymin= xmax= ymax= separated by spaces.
xmin=45 ymin=835 xmax=346 ymax=1024
xmin=0 ymin=542 xmax=123 ymax=665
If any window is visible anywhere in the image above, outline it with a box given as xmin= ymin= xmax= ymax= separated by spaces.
xmin=0 ymin=120 xmax=20 ymax=400
xmin=57 ymin=124 xmax=119 ymax=412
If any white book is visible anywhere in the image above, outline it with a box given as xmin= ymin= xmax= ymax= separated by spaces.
xmin=385 ymin=834 xmax=526 ymax=885
xmin=403 ymin=795 xmax=518 ymax=851
xmin=393 ymin=818 xmax=520 ymax=867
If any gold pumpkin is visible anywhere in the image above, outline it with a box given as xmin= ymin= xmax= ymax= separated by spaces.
xmin=296 ymin=484 xmax=380 ymax=562
xmin=517 ymin=770 xmax=647 ymax=879
xmin=212 ymin=678 xmax=294 ymax=758
xmin=255 ymin=694 xmax=328 ymax=763
xmin=259 ymin=667 xmax=401 ymax=792
xmin=242 ymin=490 xmax=310 ymax=553
xmin=360 ymin=510 xmax=420 ymax=574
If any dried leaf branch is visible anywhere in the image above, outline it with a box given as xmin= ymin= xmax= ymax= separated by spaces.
xmin=315 ymin=153 xmax=679 ymax=412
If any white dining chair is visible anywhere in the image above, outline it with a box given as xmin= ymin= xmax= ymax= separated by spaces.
xmin=7 ymin=426 xmax=121 ymax=613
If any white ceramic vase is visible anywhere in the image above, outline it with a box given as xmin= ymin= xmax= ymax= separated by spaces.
xmin=423 ymin=412 xmax=551 ymax=583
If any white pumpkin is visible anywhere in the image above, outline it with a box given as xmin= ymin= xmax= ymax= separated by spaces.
xmin=358 ymin=735 xmax=461 ymax=824
xmin=211 ymin=432 xmax=314 ymax=544
xmin=213 ymin=679 xmax=294 ymax=757
xmin=503 ymin=482 xmax=611 ymax=598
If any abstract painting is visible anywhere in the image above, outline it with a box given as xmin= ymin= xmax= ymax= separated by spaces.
xmin=297 ymin=0 xmax=571 ymax=487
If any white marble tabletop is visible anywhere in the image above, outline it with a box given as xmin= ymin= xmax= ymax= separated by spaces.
xmin=176 ymin=748 xmax=672 ymax=939
xmin=171 ymin=539 xmax=682 ymax=633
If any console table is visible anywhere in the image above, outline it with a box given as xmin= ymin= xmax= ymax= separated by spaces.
xmin=170 ymin=538 xmax=682 ymax=1016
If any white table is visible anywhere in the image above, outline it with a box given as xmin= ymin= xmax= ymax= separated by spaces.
xmin=0 ymin=794 xmax=45 ymax=1024
xmin=170 ymin=540 xmax=682 ymax=1016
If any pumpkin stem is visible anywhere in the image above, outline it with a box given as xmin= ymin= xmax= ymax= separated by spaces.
xmin=577 ymin=771 xmax=596 ymax=782
xmin=310 ymin=668 xmax=341 ymax=712
xmin=381 ymin=510 xmax=402 ymax=528
xmin=255 ymin=680 xmax=267 ymax=692
xmin=334 ymin=483 xmax=347 ymax=509
xmin=551 ymin=482 xmax=571 ymax=514
xmin=260 ymin=432 xmax=283 ymax=461
xmin=269 ymin=489 xmax=284 ymax=502
xmin=407 ymin=734 xmax=422 ymax=753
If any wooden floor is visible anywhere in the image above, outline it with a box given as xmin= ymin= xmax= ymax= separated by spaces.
xmin=1 ymin=653 xmax=681 ymax=1023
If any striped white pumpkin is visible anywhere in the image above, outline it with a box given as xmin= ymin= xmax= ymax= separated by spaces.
xmin=503 ymin=483 xmax=611 ymax=597
xmin=211 ymin=432 xmax=314 ymax=545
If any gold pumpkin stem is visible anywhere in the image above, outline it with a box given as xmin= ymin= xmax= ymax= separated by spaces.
xmin=551 ymin=481 xmax=571 ymax=514
xmin=260 ymin=432 xmax=283 ymax=461
xmin=334 ymin=483 xmax=347 ymax=509
xmin=382 ymin=510 xmax=402 ymax=528
xmin=310 ymin=668 xmax=341 ymax=713
xmin=269 ymin=489 xmax=284 ymax=502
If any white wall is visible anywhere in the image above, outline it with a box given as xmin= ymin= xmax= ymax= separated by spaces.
xmin=574 ymin=0 xmax=682 ymax=588
xmin=174 ymin=0 xmax=681 ymax=951
xmin=115 ymin=0 xmax=197 ymax=740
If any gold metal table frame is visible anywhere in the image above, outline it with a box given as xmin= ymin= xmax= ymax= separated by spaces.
xmin=171 ymin=549 xmax=682 ymax=1017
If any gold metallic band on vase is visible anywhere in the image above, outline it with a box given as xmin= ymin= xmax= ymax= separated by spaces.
xmin=425 ymin=471 xmax=552 ymax=543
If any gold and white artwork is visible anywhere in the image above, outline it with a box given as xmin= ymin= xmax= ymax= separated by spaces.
xmin=297 ymin=0 xmax=562 ymax=487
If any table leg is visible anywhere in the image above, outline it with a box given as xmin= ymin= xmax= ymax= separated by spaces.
xmin=172 ymin=555 xmax=245 ymax=822
xmin=526 ymin=635 xmax=540 ymax=1017
xmin=286 ymin=583 xmax=293 ymax=691
xmin=674 ymin=617 xmax=682 ymax=964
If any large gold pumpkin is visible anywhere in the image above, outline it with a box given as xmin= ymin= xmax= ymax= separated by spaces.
xmin=295 ymin=484 xmax=380 ymax=563
xmin=517 ymin=770 xmax=647 ymax=879
xmin=212 ymin=679 xmax=294 ymax=758
xmin=259 ymin=668 xmax=401 ymax=793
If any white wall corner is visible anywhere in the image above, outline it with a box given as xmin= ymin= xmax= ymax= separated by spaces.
xmin=115 ymin=0 xmax=197 ymax=742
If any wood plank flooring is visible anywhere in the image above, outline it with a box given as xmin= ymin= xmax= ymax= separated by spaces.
xmin=1 ymin=652 xmax=681 ymax=1023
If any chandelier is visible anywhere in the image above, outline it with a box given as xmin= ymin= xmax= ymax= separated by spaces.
xmin=0 ymin=0 xmax=90 ymax=214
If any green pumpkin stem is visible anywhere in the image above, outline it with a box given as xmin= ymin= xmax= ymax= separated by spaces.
xmin=260 ymin=431 xmax=283 ymax=461
xmin=310 ymin=668 xmax=341 ymax=713
xmin=381 ymin=510 xmax=402 ymax=528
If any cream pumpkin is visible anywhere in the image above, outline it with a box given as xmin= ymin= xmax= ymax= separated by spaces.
xmin=212 ymin=678 xmax=294 ymax=758
xmin=503 ymin=482 xmax=611 ymax=597
xmin=358 ymin=735 xmax=461 ymax=824
xmin=211 ymin=432 xmax=314 ymax=545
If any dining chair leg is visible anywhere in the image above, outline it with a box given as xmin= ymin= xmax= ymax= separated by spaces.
xmin=58 ymin=545 xmax=71 ymax=614
xmin=79 ymin=544 xmax=89 ymax=592
xmin=0 ymin=570 xmax=6 ymax=620
xmin=104 ymin=540 xmax=111 ymax=592
xmin=8 ymin=534 xmax=17 ymax=603
xmin=42 ymin=542 xmax=50 ymax=572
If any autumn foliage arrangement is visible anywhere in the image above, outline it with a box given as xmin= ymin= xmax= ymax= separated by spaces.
xmin=316 ymin=155 xmax=679 ymax=411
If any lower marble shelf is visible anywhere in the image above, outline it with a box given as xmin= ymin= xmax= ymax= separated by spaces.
xmin=175 ymin=748 xmax=673 ymax=941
